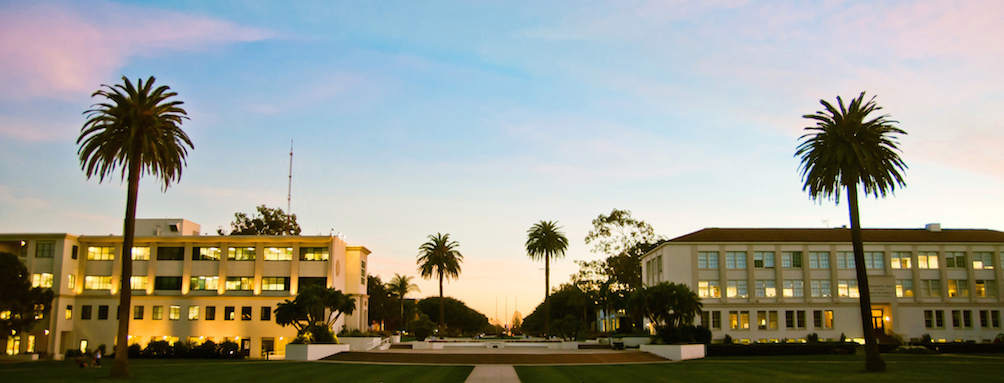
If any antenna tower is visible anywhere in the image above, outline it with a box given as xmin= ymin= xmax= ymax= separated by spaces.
xmin=287 ymin=140 xmax=293 ymax=214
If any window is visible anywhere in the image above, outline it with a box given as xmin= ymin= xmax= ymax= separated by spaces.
xmin=921 ymin=280 xmax=941 ymax=297
xmin=228 ymin=247 xmax=256 ymax=261
xmin=154 ymin=277 xmax=182 ymax=291
xmin=945 ymin=252 xmax=966 ymax=269
xmin=925 ymin=310 xmax=935 ymax=328
xmin=700 ymin=311 xmax=722 ymax=329
xmin=809 ymin=252 xmax=829 ymax=269
xmin=863 ymin=252 xmax=884 ymax=269
xmin=188 ymin=306 xmax=199 ymax=320
xmin=813 ymin=310 xmax=834 ymax=329
xmin=169 ymin=305 xmax=181 ymax=320
xmin=948 ymin=280 xmax=969 ymax=297
xmin=755 ymin=280 xmax=776 ymax=298
xmin=87 ymin=246 xmax=115 ymax=260
xmin=65 ymin=305 xmax=73 ymax=320
xmin=131 ymin=276 xmax=148 ymax=290
xmin=810 ymin=280 xmax=831 ymax=298
xmin=964 ymin=310 xmax=973 ymax=328
xmin=152 ymin=306 xmax=163 ymax=320
xmin=976 ymin=280 xmax=997 ymax=298
xmin=68 ymin=275 xmax=76 ymax=289
xmin=729 ymin=311 xmax=750 ymax=330
xmin=836 ymin=252 xmax=855 ymax=269
xmin=264 ymin=247 xmax=293 ymax=261
xmin=725 ymin=252 xmax=746 ymax=269
xmin=783 ymin=280 xmax=804 ymax=298
xmin=299 ymin=277 xmax=326 ymax=289
xmin=891 ymin=252 xmax=912 ymax=269
xmin=262 ymin=277 xmax=290 ymax=291
xmin=260 ymin=306 xmax=271 ymax=321
xmin=781 ymin=251 xmax=802 ymax=268
xmin=97 ymin=305 xmax=109 ymax=320
xmin=191 ymin=276 xmax=219 ymax=291
xmin=81 ymin=305 xmax=92 ymax=320
xmin=838 ymin=280 xmax=859 ymax=298
xmin=300 ymin=247 xmax=330 ymax=261
xmin=131 ymin=247 xmax=150 ymax=260
xmin=727 ymin=280 xmax=748 ymax=298
xmin=224 ymin=306 xmax=235 ymax=321
xmin=241 ymin=306 xmax=252 ymax=321
xmin=31 ymin=273 xmax=53 ymax=288
xmin=785 ymin=310 xmax=806 ymax=329
xmin=192 ymin=247 xmax=221 ymax=261
xmin=157 ymin=247 xmax=185 ymax=260
xmin=226 ymin=277 xmax=254 ymax=291
xmin=757 ymin=311 xmax=778 ymax=330
xmin=134 ymin=306 xmax=144 ymax=320
xmin=973 ymin=252 xmax=994 ymax=269
xmin=84 ymin=276 xmax=112 ymax=290
xmin=896 ymin=279 xmax=914 ymax=298
xmin=646 ymin=256 xmax=663 ymax=285
xmin=918 ymin=252 xmax=939 ymax=269
xmin=753 ymin=252 xmax=774 ymax=268
xmin=698 ymin=280 xmax=720 ymax=298
xmin=34 ymin=242 xmax=55 ymax=258
xmin=206 ymin=306 xmax=216 ymax=321
xmin=361 ymin=260 xmax=367 ymax=285
xmin=71 ymin=245 xmax=78 ymax=260
xmin=995 ymin=311 xmax=1002 ymax=328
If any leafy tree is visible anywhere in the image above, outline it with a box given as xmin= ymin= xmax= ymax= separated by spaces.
xmin=77 ymin=76 xmax=192 ymax=378
xmin=406 ymin=314 xmax=436 ymax=341
xmin=415 ymin=296 xmax=489 ymax=336
xmin=219 ymin=205 xmax=301 ymax=235
xmin=628 ymin=282 xmax=703 ymax=344
xmin=520 ymin=284 xmax=595 ymax=336
xmin=386 ymin=273 xmax=421 ymax=330
xmin=525 ymin=220 xmax=569 ymax=336
xmin=366 ymin=275 xmax=397 ymax=330
xmin=274 ymin=284 xmax=356 ymax=343
xmin=584 ymin=209 xmax=665 ymax=292
xmin=796 ymin=92 xmax=906 ymax=372
xmin=0 ymin=252 xmax=54 ymax=341
xmin=416 ymin=233 xmax=463 ymax=331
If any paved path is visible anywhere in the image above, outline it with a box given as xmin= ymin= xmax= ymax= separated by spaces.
xmin=464 ymin=365 xmax=520 ymax=383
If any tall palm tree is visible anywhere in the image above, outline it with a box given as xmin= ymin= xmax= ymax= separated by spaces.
xmin=796 ymin=92 xmax=906 ymax=373
xmin=78 ymin=76 xmax=192 ymax=378
xmin=386 ymin=273 xmax=421 ymax=329
xmin=416 ymin=233 xmax=463 ymax=332
xmin=525 ymin=220 xmax=568 ymax=337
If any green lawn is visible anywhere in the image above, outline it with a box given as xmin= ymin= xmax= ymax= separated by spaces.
xmin=0 ymin=359 xmax=473 ymax=383
xmin=516 ymin=354 xmax=1004 ymax=383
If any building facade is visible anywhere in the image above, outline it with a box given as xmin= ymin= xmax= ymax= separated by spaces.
xmin=1 ymin=219 xmax=370 ymax=358
xmin=641 ymin=225 xmax=1004 ymax=344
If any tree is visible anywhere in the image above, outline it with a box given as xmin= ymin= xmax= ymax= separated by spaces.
xmin=0 ymin=252 xmax=54 ymax=342
xmin=386 ymin=273 xmax=420 ymax=330
xmin=416 ymin=233 xmax=463 ymax=331
xmin=415 ymin=296 xmax=489 ymax=336
xmin=78 ymin=76 xmax=192 ymax=378
xmin=220 ymin=205 xmax=301 ymax=235
xmin=628 ymin=282 xmax=704 ymax=344
xmin=274 ymin=284 xmax=356 ymax=343
xmin=584 ymin=209 xmax=665 ymax=292
xmin=796 ymin=92 xmax=906 ymax=372
xmin=366 ymin=275 xmax=396 ymax=331
xmin=525 ymin=220 xmax=569 ymax=337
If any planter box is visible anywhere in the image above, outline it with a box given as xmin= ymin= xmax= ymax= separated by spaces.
xmin=618 ymin=336 xmax=651 ymax=348
xmin=285 ymin=344 xmax=351 ymax=361
xmin=641 ymin=344 xmax=706 ymax=361
xmin=339 ymin=337 xmax=382 ymax=351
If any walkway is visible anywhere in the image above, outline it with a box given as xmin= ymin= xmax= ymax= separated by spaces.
xmin=464 ymin=365 xmax=520 ymax=383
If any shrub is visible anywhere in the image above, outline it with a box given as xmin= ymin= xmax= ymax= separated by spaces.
xmin=723 ymin=334 xmax=733 ymax=344
xmin=407 ymin=314 xmax=437 ymax=341
xmin=708 ymin=343 xmax=857 ymax=356
xmin=128 ymin=344 xmax=142 ymax=358
xmin=807 ymin=333 xmax=819 ymax=343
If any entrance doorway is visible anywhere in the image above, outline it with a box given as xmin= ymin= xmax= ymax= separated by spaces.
xmin=241 ymin=338 xmax=251 ymax=357
xmin=871 ymin=308 xmax=885 ymax=333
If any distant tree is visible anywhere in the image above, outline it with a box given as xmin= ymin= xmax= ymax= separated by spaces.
xmin=220 ymin=205 xmax=301 ymax=235
xmin=416 ymin=233 xmax=463 ymax=331
xmin=628 ymin=282 xmax=703 ymax=344
xmin=274 ymin=284 xmax=356 ymax=343
xmin=796 ymin=92 xmax=906 ymax=372
xmin=386 ymin=273 xmax=421 ymax=329
xmin=77 ymin=76 xmax=192 ymax=378
xmin=0 ymin=252 xmax=54 ymax=340
xmin=415 ymin=296 xmax=489 ymax=336
xmin=366 ymin=275 xmax=396 ymax=330
xmin=520 ymin=284 xmax=595 ymax=336
xmin=525 ymin=220 xmax=569 ymax=336
xmin=584 ymin=209 xmax=665 ymax=292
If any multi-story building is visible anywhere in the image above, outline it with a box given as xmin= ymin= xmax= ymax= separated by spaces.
xmin=1 ymin=219 xmax=371 ymax=359
xmin=641 ymin=224 xmax=1004 ymax=344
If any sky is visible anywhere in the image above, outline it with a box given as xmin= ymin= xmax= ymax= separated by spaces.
xmin=2 ymin=0 xmax=1004 ymax=325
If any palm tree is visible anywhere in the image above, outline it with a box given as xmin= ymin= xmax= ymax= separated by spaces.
xmin=525 ymin=220 xmax=569 ymax=337
xmin=386 ymin=273 xmax=421 ymax=329
xmin=78 ymin=76 xmax=192 ymax=378
xmin=416 ymin=233 xmax=463 ymax=332
xmin=796 ymin=92 xmax=906 ymax=373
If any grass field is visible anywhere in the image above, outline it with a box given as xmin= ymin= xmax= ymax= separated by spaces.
xmin=0 ymin=359 xmax=473 ymax=383
xmin=516 ymin=354 xmax=1004 ymax=383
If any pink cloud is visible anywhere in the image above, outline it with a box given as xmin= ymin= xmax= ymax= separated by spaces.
xmin=0 ymin=2 xmax=273 ymax=100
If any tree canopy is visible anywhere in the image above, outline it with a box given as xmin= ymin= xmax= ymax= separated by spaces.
xmin=0 ymin=252 xmax=54 ymax=338
xmin=220 ymin=205 xmax=301 ymax=236
xmin=416 ymin=233 xmax=463 ymax=330
xmin=525 ymin=220 xmax=569 ymax=336
xmin=415 ymin=296 xmax=488 ymax=337
xmin=274 ymin=284 xmax=355 ymax=343
xmin=628 ymin=282 xmax=706 ymax=344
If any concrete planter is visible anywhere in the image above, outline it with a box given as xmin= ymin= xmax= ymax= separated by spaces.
xmin=640 ymin=344 xmax=706 ymax=361
xmin=617 ymin=336 xmax=651 ymax=348
xmin=339 ymin=337 xmax=382 ymax=351
xmin=285 ymin=344 xmax=351 ymax=361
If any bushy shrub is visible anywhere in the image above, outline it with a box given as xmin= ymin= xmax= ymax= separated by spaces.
xmin=708 ymin=343 xmax=857 ymax=356
xmin=407 ymin=314 xmax=437 ymax=341
xmin=128 ymin=344 xmax=142 ymax=358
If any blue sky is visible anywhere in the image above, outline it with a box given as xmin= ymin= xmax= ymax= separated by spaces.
xmin=2 ymin=0 xmax=1004 ymax=323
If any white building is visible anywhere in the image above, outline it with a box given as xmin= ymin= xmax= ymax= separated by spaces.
xmin=641 ymin=225 xmax=1004 ymax=344
xmin=1 ymin=219 xmax=370 ymax=359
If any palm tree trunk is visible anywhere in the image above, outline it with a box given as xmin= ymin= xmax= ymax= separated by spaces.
xmin=110 ymin=153 xmax=140 ymax=379
xmin=438 ymin=274 xmax=445 ymax=333
xmin=400 ymin=296 xmax=405 ymax=330
xmin=544 ymin=255 xmax=550 ymax=337
xmin=847 ymin=184 xmax=887 ymax=372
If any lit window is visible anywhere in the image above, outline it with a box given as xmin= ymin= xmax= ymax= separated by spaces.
xmin=896 ymin=279 xmax=914 ymax=297
xmin=86 ymin=246 xmax=115 ymax=260
xmin=837 ymin=280 xmax=859 ymax=298
xmin=698 ymin=280 xmax=720 ymax=298
xmin=948 ymin=280 xmax=969 ymax=298
xmin=65 ymin=305 xmax=72 ymax=320
xmin=813 ymin=310 xmax=834 ymax=329
xmin=228 ymin=247 xmax=256 ymax=261
xmin=891 ymin=252 xmax=912 ymax=269
xmin=917 ymin=252 xmax=939 ymax=269
xmin=755 ymin=280 xmax=776 ymax=298
xmin=783 ymin=280 xmax=803 ymax=297
xmin=262 ymin=277 xmax=289 ymax=291
xmin=190 ymin=276 xmax=219 ymax=291
xmin=193 ymin=247 xmax=221 ymax=261
xmin=131 ymin=276 xmax=148 ymax=290
xmin=84 ymin=276 xmax=113 ymax=290
xmin=729 ymin=310 xmax=750 ymax=330
xmin=264 ymin=247 xmax=293 ymax=261
xmin=152 ymin=306 xmax=163 ymax=320
xmin=68 ymin=275 xmax=76 ymax=289
xmin=31 ymin=273 xmax=53 ymax=288
xmin=188 ymin=306 xmax=199 ymax=320
xmin=226 ymin=277 xmax=254 ymax=291
xmin=169 ymin=305 xmax=181 ymax=321
xmin=697 ymin=252 xmax=719 ymax=269
xmin=973 ymin=252 xmax=994 ymax=269
xmin=810 ymin=280 xmax=831 ymax=298
xmin=753 ymin=252 xmax=774 ymax=268
xmin=727 ymin=280 xmax=747 ymax=298
xmin=131 ymin=247 xmax=150 ymax=260
xmin=781 ymin=252 xmax=802 ymax=268
xmin=300 ymin=247 xmax=330 ymax=261
xmin=976 ymin=280 xmax=997 ymax=298
xmin=241 ymin=306 xmax=252 ymax=321
xmin=224 ymin=306 xmax=235 ymax=321
xmin=757 ymin=310 xmax=778 ymax=330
